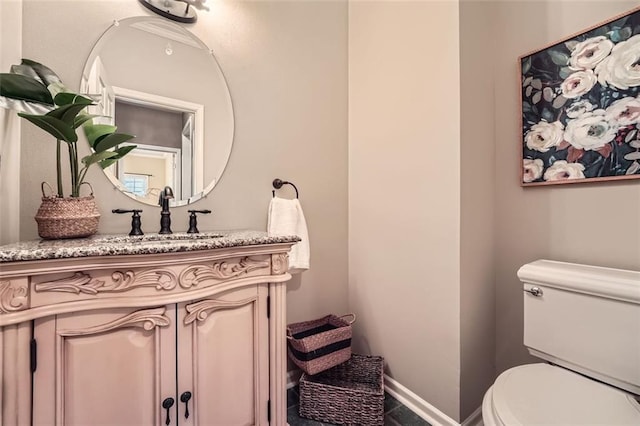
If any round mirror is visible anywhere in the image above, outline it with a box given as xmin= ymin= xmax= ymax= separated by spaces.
xmin=81 ymin=16 xmax=234 ymax=206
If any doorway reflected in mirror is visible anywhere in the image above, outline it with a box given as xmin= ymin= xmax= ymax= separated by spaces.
xmin=80 ymin=16 xmax=234 ymax=206
xmin=112 ymin=95 xmax=202 ymax=204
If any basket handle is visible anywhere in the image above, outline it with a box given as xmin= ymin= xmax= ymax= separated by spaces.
xmin=40 ymin=182 xmax=95 ymax=197
xmin=79 ymin=182 xmax=95 ymax=196
xmin=339 ymin=313 xmax=356 ymax=324
xmin=41 ymin=182 xmax=56 ymax=198
xmin=285 ymin=313 xmax=356 ymax=340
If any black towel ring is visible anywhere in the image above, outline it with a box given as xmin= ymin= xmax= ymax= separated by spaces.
xmin=272 ymin=178 xmax=299 ymax=198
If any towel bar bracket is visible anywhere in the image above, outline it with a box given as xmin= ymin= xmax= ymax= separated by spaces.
xmin=272 ymin=178 xmax=299 ymax=198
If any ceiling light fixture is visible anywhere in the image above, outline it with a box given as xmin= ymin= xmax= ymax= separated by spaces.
xmin=138 ymin=0 xmax=209 ymax=24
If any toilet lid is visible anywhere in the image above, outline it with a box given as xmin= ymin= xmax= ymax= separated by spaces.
xmin=492 ymin=363 xmax=640 ymax=425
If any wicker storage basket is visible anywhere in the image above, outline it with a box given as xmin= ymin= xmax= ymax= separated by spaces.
xmin=299 ymin=354 xmax=385 ymax=426
xmin=287 ymin=314 xmax=355 ymax=375
xmin=35 ymin=183 xmax=100 ymax=239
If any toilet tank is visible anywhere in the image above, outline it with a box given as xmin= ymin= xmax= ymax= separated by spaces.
xmin=518 ymin=259 xmax=640 ymax=395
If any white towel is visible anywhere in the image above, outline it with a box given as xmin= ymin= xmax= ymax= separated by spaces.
xmin=267 ymin=197 xmax=310 ymax=274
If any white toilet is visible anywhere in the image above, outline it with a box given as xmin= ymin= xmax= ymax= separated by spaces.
xmin=482 ymin=259 xmax=640 ymax=425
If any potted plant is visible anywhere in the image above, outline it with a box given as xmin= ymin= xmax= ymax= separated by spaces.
xmin=0 ymin=59 xmax=136 ymax=239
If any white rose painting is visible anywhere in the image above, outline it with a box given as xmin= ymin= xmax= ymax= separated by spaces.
xmin=521 ymin=7 xmax=640 ymax=185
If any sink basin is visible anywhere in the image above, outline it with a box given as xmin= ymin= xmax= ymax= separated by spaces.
xmin=93 ymin=232 xmax=224 ymax=244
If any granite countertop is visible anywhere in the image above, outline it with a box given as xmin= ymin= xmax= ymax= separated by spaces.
xmin=0 ymin=230 xmax=301 ymax=263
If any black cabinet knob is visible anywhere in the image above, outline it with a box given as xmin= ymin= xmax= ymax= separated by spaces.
xmin=162 ymin=397 xmax=175 ymax=425
xmin=180 ymin=391 xmax=192 ymax=419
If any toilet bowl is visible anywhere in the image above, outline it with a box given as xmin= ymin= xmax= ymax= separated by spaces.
xmin=482 ymin=260 xmax=640 ymax=425
xmin=482 ymin=364 xmax=640 ymax=425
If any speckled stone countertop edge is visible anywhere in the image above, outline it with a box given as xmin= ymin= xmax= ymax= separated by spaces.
xmin=0 ymin=230 xmax=301 ymax=263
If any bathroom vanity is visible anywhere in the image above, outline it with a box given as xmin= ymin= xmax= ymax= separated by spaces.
xmin=0 ymin=230 xmax=299 ymax=426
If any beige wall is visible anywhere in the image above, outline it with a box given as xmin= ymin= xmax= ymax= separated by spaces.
xmin=494 ymin=0 xmax=640 ymax=373
xmin=350 ymin=1 xmax=640 ymax=422
xmin=348 ymin=1 xmax=462 ymax=421
xmin=15 ymin=0 xmax=349 ymax=325
xmin=459 ymin=0 xmax=497 ymax=420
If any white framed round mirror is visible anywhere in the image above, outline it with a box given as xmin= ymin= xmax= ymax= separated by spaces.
xmin=81 ymin=16 xmax=234 ymax=206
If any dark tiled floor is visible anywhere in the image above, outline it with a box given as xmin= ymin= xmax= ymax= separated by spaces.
xmin=287 ymin=386 xmax=432 ymax=426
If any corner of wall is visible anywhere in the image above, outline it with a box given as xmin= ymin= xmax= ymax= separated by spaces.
xmin=0 ymin=0 xmax=23 ymax=245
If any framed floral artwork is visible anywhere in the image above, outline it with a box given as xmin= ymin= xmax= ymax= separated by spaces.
xmin=521 ymin=6 xmax=640 ymax=186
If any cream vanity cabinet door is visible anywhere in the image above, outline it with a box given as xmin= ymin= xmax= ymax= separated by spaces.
xmin=32 ymin=305 xmax=177 ymax=426
xmin=31 ymin=284 xmax=270 ymax=426
xmin=177 ymin=284 xmax=270 ymax=425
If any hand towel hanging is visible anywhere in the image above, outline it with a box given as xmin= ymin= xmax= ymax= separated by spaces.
xmin=268 ymin=196 xmax=310 ymax=274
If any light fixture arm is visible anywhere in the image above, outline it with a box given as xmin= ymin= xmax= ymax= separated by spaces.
xmin=138 ymin=0 xmax=208 ymax=24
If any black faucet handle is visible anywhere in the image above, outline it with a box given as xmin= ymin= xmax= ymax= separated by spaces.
xmin=112 ymin=209 xmax=142 ymax=214
xmin=112 ymin=209 xmax=144 ymax=236
xmin=187 ymin=209 xmax=212 ymax=234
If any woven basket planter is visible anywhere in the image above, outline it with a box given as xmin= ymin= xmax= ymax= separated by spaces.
xmin=35 ymin=183 xmax=100 ymax=239
xmin=287 ymin=314 xmax=355 ymax=376
xmin=299 ymin=354 xmax=385 ymax=426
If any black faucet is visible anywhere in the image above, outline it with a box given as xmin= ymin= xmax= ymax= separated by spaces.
xmin=158 ymin=186 xmax=174 ymax=234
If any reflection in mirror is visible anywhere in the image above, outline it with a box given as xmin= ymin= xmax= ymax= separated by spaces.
xmin=112 ymin=89 xmax=203 ymax=204
xmin=81 ymin=17 xmax=234 ymax=206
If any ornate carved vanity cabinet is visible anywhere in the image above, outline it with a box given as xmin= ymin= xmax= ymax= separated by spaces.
xmin=0 ymin=231 xmax=298 ymax=425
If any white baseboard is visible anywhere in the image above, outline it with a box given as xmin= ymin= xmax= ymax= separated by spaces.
xmin=286 ymin=370 xmax=483 ymax=426
xmin=384 ymin=375 xmax=483 ymax=426
xmin=384 ymin=374 xmax=458 ymax=426
xmin=461 ymin=406 xmax=483 ymax=426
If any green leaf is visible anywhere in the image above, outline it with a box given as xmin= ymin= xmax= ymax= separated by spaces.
xmin=541 ymin=108 xmax=554 ymax=122
xmin=46 ymin=102 xmax=91 ymax=126
xmin=0 ymin=73 xmax=54 ymax=105
xmin=525 ymin=85 xmax=533 ymax=97
xmin=565 ymin=40 xmax=579 ymax=51
xmin=521 ymin=57 xmax=531 ymax=75
xmin=94 ymin=133 xmax=135 ymax=153
xmin=559 ymin=67 xmax=572 ymax=79
xmin=549 ymin=49 xmax=569 ymax=66
xmin=614 ymin=27 xmax=633 ymax=42
xmin=98 ymin=145 xmax=138 ymax=168
xmin=621 ymin=27 xmax=633 ymax=41
xmin=17 ymin=113 xmax=77 ymax=142
xmin=9 ymin=64 xmax=41 ymax=82
xmin=532 ymin=91 xmax=542 ymax=104
xmin=53 ymin=92 xmax=92 ymax=106
xmin=47 ymin=82 xmax=67 ymax=100
xmin=110 ymin=145 xmax=137 ymax=159
xmin=614 ymin=16 xmax=629 ymax=29
xmin=20 ymin=59 xmax=62 ymax=87
xmin=552 ymin=95 xmax=568 ymax=109
xmin=74 ymin=113 xmax=101 ymax=129
xmin=81 ymin=150 xmax=118 ymax=166
xmin=83 ymin=123 xmax=117 ymax=148
xmin=99 ymin=157 xmax=119 ymax=169
xmin=592 ymin=25 xmax=610 ymax=37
